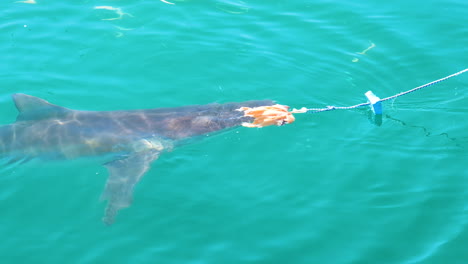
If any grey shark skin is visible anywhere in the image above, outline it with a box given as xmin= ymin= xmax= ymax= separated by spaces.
xmin=1 ymin=94 xmax=273 ymax=225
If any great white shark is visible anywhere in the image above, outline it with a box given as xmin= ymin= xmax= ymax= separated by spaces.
xmin=1 ymin=94 xmax=276 ymax=225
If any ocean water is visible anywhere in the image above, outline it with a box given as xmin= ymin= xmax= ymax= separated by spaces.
xmin=1 ymin=0 xmax=468 ymax=263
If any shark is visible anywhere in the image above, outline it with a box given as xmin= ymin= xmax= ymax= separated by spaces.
xmin=0 ymin=93 xmax=277 ymax=225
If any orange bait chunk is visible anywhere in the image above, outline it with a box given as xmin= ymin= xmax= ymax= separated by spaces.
xmin=237 ymin=104 xmax=297 ymax=128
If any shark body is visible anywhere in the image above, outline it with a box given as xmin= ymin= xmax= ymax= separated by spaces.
xmin=1 ymin=94 xmax=273 ymax=224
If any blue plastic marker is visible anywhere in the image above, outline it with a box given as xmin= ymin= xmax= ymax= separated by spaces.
xmin=365 ymin=91 xmax=382 ymax=115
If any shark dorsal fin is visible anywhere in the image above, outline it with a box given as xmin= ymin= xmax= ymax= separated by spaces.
xmin=13 ymin=93 xmax=70 ymax=121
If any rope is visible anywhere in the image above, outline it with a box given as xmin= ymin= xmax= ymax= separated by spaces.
xmin=304 ymin=68 xmax=468 ymax=114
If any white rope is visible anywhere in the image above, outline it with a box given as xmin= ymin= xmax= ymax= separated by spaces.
xmin=305 ymin=68 xmax=468 ymax=114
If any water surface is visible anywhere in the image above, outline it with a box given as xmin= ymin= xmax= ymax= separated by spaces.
xmin=1 ymin=0 xmax=467 ymax=263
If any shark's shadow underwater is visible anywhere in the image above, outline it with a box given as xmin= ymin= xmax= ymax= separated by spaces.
xmin=1 ymin=94 xmax=296 ymax=225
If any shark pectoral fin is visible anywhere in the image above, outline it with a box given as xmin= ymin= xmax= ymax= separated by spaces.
xmin=101 ymin=150 xmax=160 ymax=225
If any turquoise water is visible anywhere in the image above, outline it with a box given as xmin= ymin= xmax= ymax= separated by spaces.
xmin=1 ymin=0 xmax=468 ymax=263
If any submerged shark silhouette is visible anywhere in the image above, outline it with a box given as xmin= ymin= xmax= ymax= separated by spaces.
xmin=1 ymin=94 xmax=274 ymax=225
